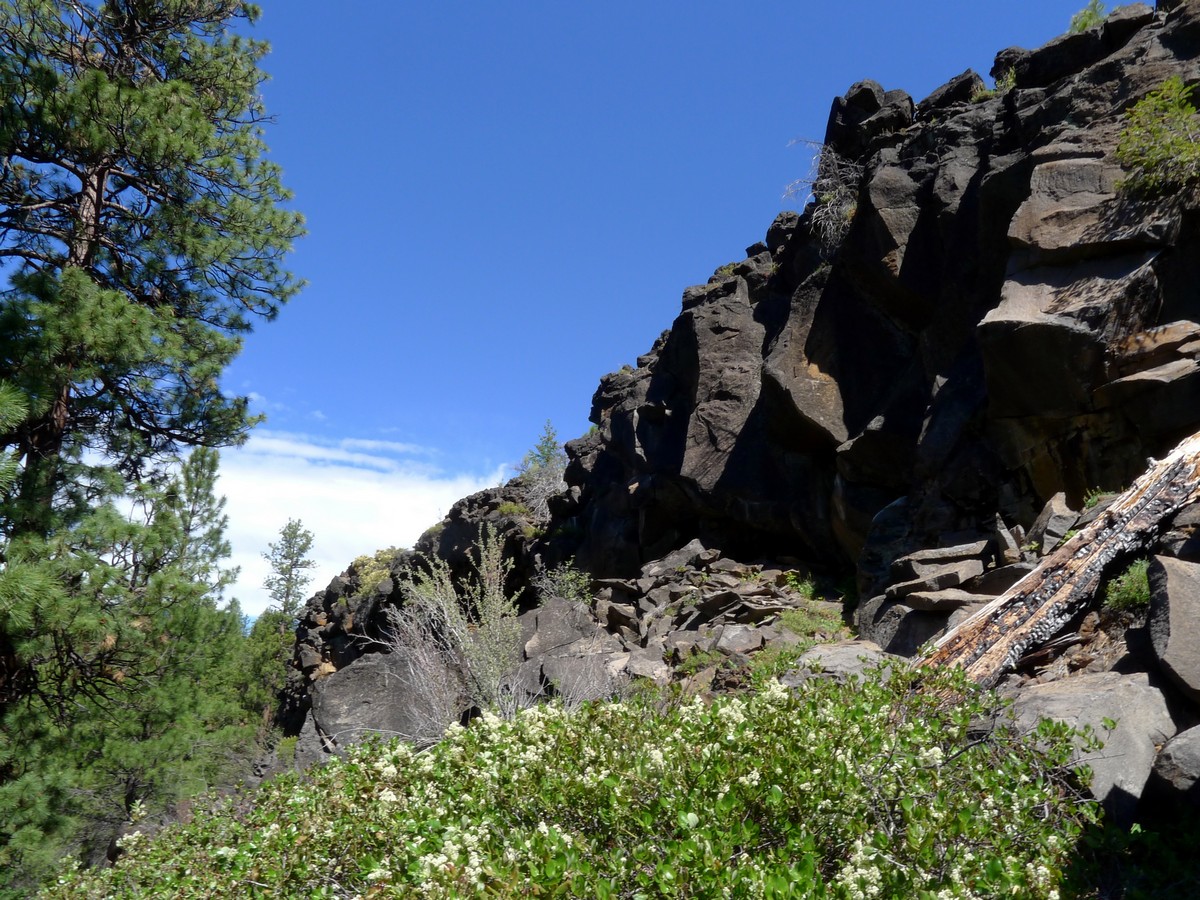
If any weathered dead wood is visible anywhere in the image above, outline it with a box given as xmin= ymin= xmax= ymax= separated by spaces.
xmin=920 ymin=431 xmax=1200 ymax=687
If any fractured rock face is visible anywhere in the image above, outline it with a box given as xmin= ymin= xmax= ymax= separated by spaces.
xmin=563 ymin=5 xmax=1200 ymax=584
xmin=285 ymin=10 xmax=1200 ymax=821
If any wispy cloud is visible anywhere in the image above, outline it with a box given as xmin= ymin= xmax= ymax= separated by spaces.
xmin=340 ymin=437 xmax=432 ymax=456
xmin=246 ymin=390 xmax=290 ymax=413
xmin=217 ymin=431 xmax=503 ymax=616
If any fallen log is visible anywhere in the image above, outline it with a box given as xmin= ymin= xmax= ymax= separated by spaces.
xmin=920 ymin=430 xmax=1200 ymax=687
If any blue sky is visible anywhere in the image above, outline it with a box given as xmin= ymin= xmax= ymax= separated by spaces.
xmin=218 ymin=1 xmax=1100 ymax=613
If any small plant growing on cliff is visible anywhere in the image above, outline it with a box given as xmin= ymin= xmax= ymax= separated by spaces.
xmin=971 ymin=67 xmax=1017 ymax=102
xmin=496 ymin=500 xmax=533 ymax=518
xmin=515 ymin=420 xmax=568 ymax=522
xmin=533 ymin=558 xmax=593 ymax=604
xmin=1104 ymin=557 xmax=1151 ymax=611
xmin=351 ymin=546 xmax=403 ymax=597
xmin=1069 ymin=0 xmax=1107 ymax=33
xmin=1116 ymin=76 xmax=1200 ymax=198
xmin=785 ymin=570 xmax=817 ymax=600
xmin=785 ymin=139 xmax=863 ymax=254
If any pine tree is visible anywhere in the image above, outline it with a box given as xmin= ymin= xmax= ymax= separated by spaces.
xmin=0 ymin=0 xmax=304 ymax=535
xmin=0 ymin=451 xmax=255 ymax=894
xmin=171 ymin=447 xmax=239 ymax=600
xmin=241 ymin=519 xmax=315 ymax=728
xmin=0 ymin=0 xmax=300 ymax=711
xmin=262 ymin=517 xmax=315 ymax=618
xmin=516 ymin=420 xmax=567 ymax=521
xmin=0 ymin=4 xmax=299 ymax=888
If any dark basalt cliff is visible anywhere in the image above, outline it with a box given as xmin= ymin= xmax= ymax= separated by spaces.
xmin=563 ymin=1 xmax=1198 ymax=589
xmin=282 ymin=1 xmax=1200 ymax=818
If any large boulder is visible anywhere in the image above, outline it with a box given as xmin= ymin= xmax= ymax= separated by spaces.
xmin=780 ymin=640 xmax=902 ymax=686
xmin=1148 ymin=555 xmax=1200 ymax=705
xmin=1009 ymin=671 xmax=1177 ymax=823
xmin=309 ymin=652 xmax=464 ymax=752
xmin=1149 ymin=724 xmax=1200 ymax=810
xmin=518 ymin=597 xmax=627 ymax=703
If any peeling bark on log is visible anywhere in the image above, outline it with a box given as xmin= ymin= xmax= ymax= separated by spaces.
xmin=920 ymin=431 xmax=1200 ymax=687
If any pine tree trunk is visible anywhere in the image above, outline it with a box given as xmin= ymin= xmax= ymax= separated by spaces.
xmin=13 ymin=165 xmax=109 ymax=536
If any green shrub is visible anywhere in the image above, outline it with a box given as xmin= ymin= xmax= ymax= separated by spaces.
xmin=1105 ymin=558 xmax=1151 ymax=611
xmin=674 ymin=648 xmax=725 ymax=677
xmin=351 ymin=546 xmax=402 ymax=597
xmin=1116 ymin=76 xmax=1200 ymax=197
xmin=778 ymin=602 xmax=849 ymax=641
xmin=275 ymin=736 xmax=297 ymax=766
xmin=496 ymin=500 xmax=532 ymax=518
xmin=971 ymin=67 xmax=1016 ymax=102
xmin=48 ymin=665 xmax=1098 ymax=899
xmin=785 ymin=570 xmax=817 ymax=600
xmin=533 ymin=559 xmax=592 ymax=604
xmin=747 ymin=642 xmax=809 ymax=686
xmin=1069 ymin=0 xmax=1107 ymax=33
xmin=388 ymin=525 xmax=523 ymax=724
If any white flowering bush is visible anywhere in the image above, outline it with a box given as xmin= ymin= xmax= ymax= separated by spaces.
xmin=45 ymin=665 xmax=1097 ymax=898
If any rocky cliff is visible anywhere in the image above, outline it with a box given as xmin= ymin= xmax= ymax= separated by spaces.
xmin=283 ymin=0 xmax=1200 ymax=824
xmin=564 ymin=1 xmax=1197 ymax=585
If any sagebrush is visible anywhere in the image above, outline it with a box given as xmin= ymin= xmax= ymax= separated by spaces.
xmin=786 ymin=140 xmax=864 ymax=253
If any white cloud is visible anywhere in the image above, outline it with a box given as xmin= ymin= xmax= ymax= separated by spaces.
xmin=246 ymin=391 xmax=289 ymax=413
xmin=217 ymin=431 xmax=503 ymax=617
xmin=340 ymin=437 xmax=431 ymax=456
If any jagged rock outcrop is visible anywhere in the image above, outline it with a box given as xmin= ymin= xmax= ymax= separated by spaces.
xmin=563 ymin=1 xmax=1200 ymax=588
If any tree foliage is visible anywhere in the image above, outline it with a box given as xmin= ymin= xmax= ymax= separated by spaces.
xmin=240 ymin=518 xmax=316 ymax=726
xmin=261 ymin=517 xmax=315 ymax=617
xmin=1116 ymin=76 xmax=1200 ymax=198
xmin=1069 ymin=0 xmax=1107 ymax=34
xmin=0 ymin=451 xmax=257 ymax=896
xmin=0 ymin=2 xmax=301 ymax=891
xmin=0 ymin=0 xmax=304 ymax=535
xmin=0 ymin=0 xmax=300 ymax=715
xmin=516 ymin=419 xmax=566 ymax=521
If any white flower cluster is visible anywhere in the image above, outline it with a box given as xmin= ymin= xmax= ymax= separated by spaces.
xmin=737 ymin=769 xmax=761 ymax=788
xmin=417 ymin=822 xmax=491 ymax=890
xmin=835 ymin=840 xmax=884 ymax=900
xmin=917 ymin=745 xmax=945 ymax=768
xmin=716 ymin=698 xmax=747 ymax=726
xmin=114 ymin=830 xmax=144 ymax=851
